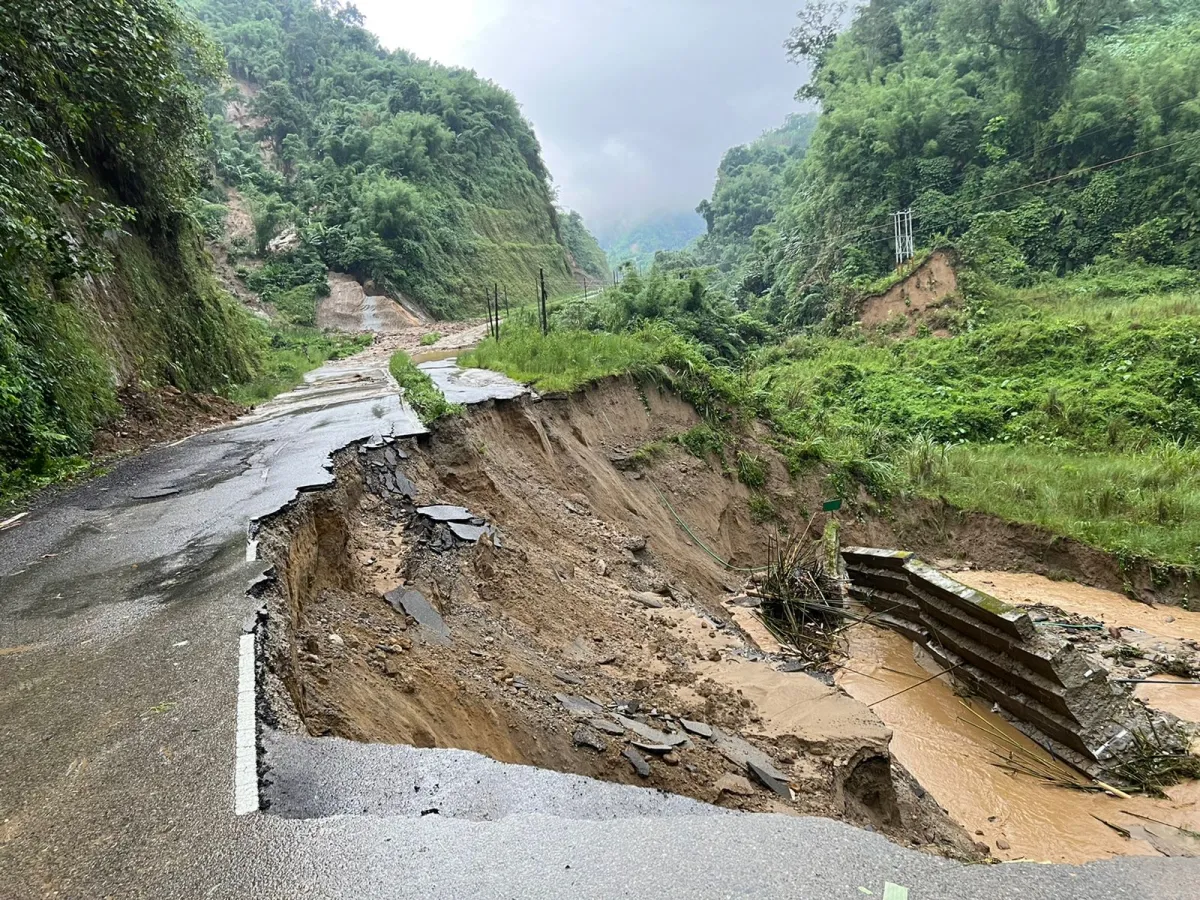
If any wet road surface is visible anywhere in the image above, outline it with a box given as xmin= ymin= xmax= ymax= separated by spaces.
xmin=0 ymin=357 xmax=1196 ymax=898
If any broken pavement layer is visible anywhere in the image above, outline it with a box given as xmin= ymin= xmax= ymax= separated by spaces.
xmin=842 ymin=547 xmax=1192 ymax=782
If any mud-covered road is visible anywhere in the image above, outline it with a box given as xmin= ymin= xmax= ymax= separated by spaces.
xmin=0 ymin=351 xmax=1197 ymax=899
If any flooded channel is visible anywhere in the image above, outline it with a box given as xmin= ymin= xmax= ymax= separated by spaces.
xmin=836 ymin=582 xmax=1200 ymax=862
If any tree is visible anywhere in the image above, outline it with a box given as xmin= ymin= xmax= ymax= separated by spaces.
xmin=944 ymin=0 xmax=1129 ymax=113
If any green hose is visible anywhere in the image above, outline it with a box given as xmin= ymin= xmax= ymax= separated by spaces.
xmin=649 ymin=478 xmax=770 ymax=574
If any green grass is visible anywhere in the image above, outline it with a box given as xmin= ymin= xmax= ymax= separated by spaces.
xmin=420 ymin=332 xmax=443 ymax=346
xmin=229 ymin=327 xmax=370 ymax=405
xmin=460 ymin=325 xmax=661 ymax=393
xmin=389 ymin=351 xmax=462 ymax=425
xmin=925 ymin=443 xmax=1200 ymax=568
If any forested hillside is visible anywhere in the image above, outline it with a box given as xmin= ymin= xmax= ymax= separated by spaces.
xmin=559 ymin=210 xmax=611 ymax=283
xmin=702 ymin=0 xmax=1200 ymax=325
xmin=465 ymin=0 xmax=1200 ymax=569
xmin=599 ymin=212 xmax=706 ymax=271
xmin=694 ymin=112 xmax=818 ymax=290
xmin=0 ymin=0 xmax=260 ymax=492
xmin=189 ymin=0 xmax=583 ymax=317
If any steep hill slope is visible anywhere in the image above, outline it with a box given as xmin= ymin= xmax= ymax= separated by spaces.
xmin=0 ymin=1 xmax=261 ymax=493
xmin=190 ymin=0 xmax=590 ymax=318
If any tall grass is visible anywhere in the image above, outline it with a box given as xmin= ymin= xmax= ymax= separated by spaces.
xmin=389 ymin=351 xmax=462 ymax=424
xmin=920 ymin=442 xmax=1200 ymax=566
xmin=460 ymin=325 xmax=661 ymax=393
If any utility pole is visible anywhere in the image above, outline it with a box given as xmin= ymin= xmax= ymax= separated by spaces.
xmin=493 ymin=282 xmax=501 ymax=341
xmin=539 ymin=267 xmax=548 ymax=336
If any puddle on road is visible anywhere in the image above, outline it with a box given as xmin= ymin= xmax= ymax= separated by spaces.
xmin=409 ymin=346 xmax=477 ymax=366
xmin=837 ymin=624 xmax=1200 ymax=863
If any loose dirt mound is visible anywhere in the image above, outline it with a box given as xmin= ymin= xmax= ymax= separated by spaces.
xmin=91 ymin=385 xmax=242 ymax=456
xmin=860 ymin=250 xmax=958 ymax=336
xmin=255 ymin=379 xmax=977 ymax=858
xmin=318 ymin=273 xmax=429 ymax=334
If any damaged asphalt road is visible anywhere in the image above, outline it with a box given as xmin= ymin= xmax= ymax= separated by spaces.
xmin=0 ymin=360 xmax=1197 ymax=898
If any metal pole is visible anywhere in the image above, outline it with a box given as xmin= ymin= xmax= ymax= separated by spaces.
xmin=539 ymin=268 xmax=548 ymax=336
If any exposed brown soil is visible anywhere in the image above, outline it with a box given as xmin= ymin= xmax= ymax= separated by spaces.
xmin=860 ymin=249 xmax=959 ymax=337
xmin=91 ymin=385 xmax=243 ymax=456
xmin=255 ymin=380 xmax=980 ymax=858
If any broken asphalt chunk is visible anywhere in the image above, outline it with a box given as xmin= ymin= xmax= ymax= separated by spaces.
xmin=680 ymin=719 xmax=713 ymax=739
xmin=384 ymin=587 xmax=450 ymax=644
xmin=631 ymin=742 xmax=675 ymax=755
xmin=555 ymin=694 xmax=604 ymax=717
xmin=589 ymin=718 xmax=625 ymax=736
xmin=417 ymin=505 xmax=474 ymax=523
xmin=622 ymin=746 xmax=651 ymax=778
xmin=554 ymin=670 xmax=584 ymax=686
xmin=615 ymin=715 xmax=687 ymax=747
xmin=747 ymin=759 xmax=794 ymax=799
xmin=448 ymin=522 xmax=499 ymax=544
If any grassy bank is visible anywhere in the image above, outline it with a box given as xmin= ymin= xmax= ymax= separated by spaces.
xmin=460 ymin=325 xmax=660 ymax=393
xmin=389 ymin=351 xmax=462 ymax=425
xmin=461 ymin=263 xmax=1200 ymax=569
xmin=228 ymin=327 xmax=371 ymax=406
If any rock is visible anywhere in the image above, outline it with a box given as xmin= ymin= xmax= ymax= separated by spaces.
xmin=631 ymin=591 xmax=665 ymax=609
xmin=617 ymin=700 xmax=641 ymax=714
xmin=392 ymin=471 xmax=418 ymax=500
xmin=624 ymin=536 xmax=647 ymax=552
xmin=573 ymin=728 xmax=607 ymax=753
xmin=714 ymin=774 xmax=757 ymax=798
xmin=777 ymin=660 xmax=807 ymax=673
xmin=555 ymin=694 xmax=604 ymax=717
xmin=554 ymin=670 xmax=584 ymax=686
xmin=706 ymin=649 xmax=722 ymax=662
xmin=266 ymin=228 xmax=301 ymax=254
xmin=622 ymin=747 xmax=651 ymax=778
xmin=328 ymin=634 xmax=345 ymax=648
xmin=680 ymin=719 xmax=713 ymax=739
xmin=384 ymin=587 xmax=450 ymax=644
xmin=417 ymin=505 xmax=474 ymax=523
xmin=384 ymin=447 xmax=398 ymax=467
xmin=592 ymin=559 xmax=609 ymax=577
xmin=383 ymin=656 xmax=406 ymax=677
xmin=662 ymin=752 xmax=680 ymax=767
xmin=974 ymin=842 xmax=991 ymax=856
xmin=473 ymin=533 xmax=497 ymax=580
xmin=996 ymin=838 xmax=1011 ymax=851
xmin=589 ymin=718 xmax=625 ymax=736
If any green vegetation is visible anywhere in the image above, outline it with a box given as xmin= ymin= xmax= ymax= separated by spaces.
xmin=0 ymin=0 xmax=261 ymax=495
xmin=461 ymin=327 xmax=661 ymax=394
xmin=190 ymin=0 xmax=594 ymax=317
xmin=389 ymin=351 xmax=462 ymax=425
xmin=598 ymin=212 xmax=706 ymax=271
xmin=420 ymin=332 xmax=443 ymax=347
xmin=559 ymin=210 xmax=611 ymax=282
xmin=695 ymin=0 xmax=1200 ymax=325
xmin=232 ymin=328 xmax=368 ymax=405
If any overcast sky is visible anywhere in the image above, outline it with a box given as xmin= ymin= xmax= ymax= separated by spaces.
xmin=352 ymin=0 xmax=811 ymax=232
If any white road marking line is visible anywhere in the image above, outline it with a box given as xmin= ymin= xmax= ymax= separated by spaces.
xmin=234 ymin=632 xmax=259 ymax=816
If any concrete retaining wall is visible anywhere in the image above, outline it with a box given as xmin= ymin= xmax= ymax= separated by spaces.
xmin=842 ymin=547 xmax=1180 ymax=783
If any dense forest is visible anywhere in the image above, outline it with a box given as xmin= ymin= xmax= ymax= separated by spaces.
xmin=695 ymin=0 xmax=1200 ymax=325
xmin=189 ymin=0 xmax=585 ymax=318
xmin=0 ymin=0 xmax=260 ymax=489
xmin=558 ymin=209 xmax=611 ymax=283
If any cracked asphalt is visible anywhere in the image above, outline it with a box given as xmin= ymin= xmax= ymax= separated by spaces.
xmin=0 ymin=359 xmax=1196 ymax=898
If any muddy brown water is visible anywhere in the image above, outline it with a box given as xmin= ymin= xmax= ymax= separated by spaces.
xmin=837 ymin=572 xmax=1200 ymax=863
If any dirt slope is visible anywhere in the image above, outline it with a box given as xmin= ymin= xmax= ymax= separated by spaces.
xmin=255 ymin=379 xmax=978 ymax=858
